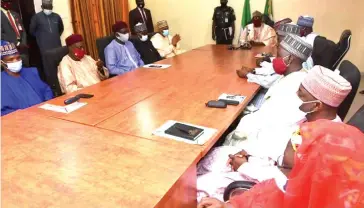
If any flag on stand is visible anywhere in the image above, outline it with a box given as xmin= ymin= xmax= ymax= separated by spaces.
xmin=264 ymin=0 xmax=273 ymax=20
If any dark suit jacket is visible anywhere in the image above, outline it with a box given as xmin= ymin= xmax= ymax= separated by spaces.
xmin=1 ymin=10 xmax=27 ymax=45
xmin=129 ymin=7 xmax=154 ymax=34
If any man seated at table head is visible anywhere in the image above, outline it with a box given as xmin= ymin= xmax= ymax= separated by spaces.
xmin=104 ymin=21 xmax=144 ymax=76
xmin=1 ymin=40 xmax=53 ymax=116
xmin=150 ymin=20 xmax=186 ymax=58
xmin=239 ymin=11 xmax=277 ymax=47
xmin=297 ymin=15 xmax=318 ymax=46
xmin=197 ymin=66 xmax=352 ymax=201
xmin=58 ymin=34 xmax=109 ymax=94
xmin=130 ymin=22 xmax=162 ymax=64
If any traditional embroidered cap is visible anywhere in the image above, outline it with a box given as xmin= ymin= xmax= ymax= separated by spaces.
xmin=276 ymin=23 xmax=302 ymax=37
xmin=273 ymin=18 xmax=292 ymax=29
xmin=134 ymin=22 xmax=147 ymax=33
xmin=302 ymin=65 xmax=352 ymax=107
xmin=65 ymin=34 xmax=83 ymax=46
xmin=280 ymin=34 xmax=313 ymax=61
xmin=42 ymin=0 xmax=53 ymax=4
xmin=297 ymin=15 xmax=314 ymax=28
xmin=252 ymin=10 xmax=262 ymax=17
xmin=112 ymin=21 xmax=128 ymax=32
xmin=157 ymin=20 xmax=168 ymax=29
xmin=1 ymin=40 xmax=19 ymax=58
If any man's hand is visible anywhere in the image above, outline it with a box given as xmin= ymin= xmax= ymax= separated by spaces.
xmin=96 ymin=59 xmax=104 ymax=68
xmin=228 ymin=154 xmax=248 ymax=171
xmin=198 ymin=197 xmax=230 ymax=208
xmin=236 ymin=66 xmax=254 ymax=78
xmin=172 ymin=34 xmax=181 ymax=46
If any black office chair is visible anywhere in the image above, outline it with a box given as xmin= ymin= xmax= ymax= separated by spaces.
xmin=43 ymin=46 xmax=69 ymax=97
xmin=311 ymin=36 xmax=337 ymax=70
xmin=223 ymin=181 xmax=257 ymax=201
xmin=347 ymin=104 xmax=364 ymax=132
xmin=338 ymin=60 xmax=361 ymax=120
xmin=96 ymin=35 xmax=114 ymax=65
xmin=332 ymin=30 xmax=352 ymax=70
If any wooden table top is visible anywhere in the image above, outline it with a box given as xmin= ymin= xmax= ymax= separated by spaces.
xmin=2 ymin=111 xmax=201 ymax=208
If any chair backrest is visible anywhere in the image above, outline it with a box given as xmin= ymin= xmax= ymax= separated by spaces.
xmin=43 ymin=46 xmax=69 ymax=97
xmin=338 ymin=60 xmax=361 ymax=120
xmin=332 ymin=30 xmax=352 ymax=69
xmin=347 ymin=104 xmax=364 ymax=132
xmin=312 ymin=36 xmax=337 ymax=70
xmin=96 ymin=35 xmax=114 ymax=64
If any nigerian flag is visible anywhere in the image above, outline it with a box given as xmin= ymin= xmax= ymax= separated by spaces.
xmin=264 ymin=0 xmax=273 ymax=19
xmin=241 ymin=0 xmax=251 ymax=27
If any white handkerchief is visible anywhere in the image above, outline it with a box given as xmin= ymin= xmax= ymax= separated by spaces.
xmin=39 ymin=102 xmax=87 ymax=114
xmin=218 ymin=94 xmax=246 ymax=104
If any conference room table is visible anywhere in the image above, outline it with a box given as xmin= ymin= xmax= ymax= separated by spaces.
xmin=2 ymin=44 xmax=276 ymax=207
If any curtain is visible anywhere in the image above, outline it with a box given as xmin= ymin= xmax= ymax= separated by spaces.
xmin=70 ymin=0 xmax=129 ymax=59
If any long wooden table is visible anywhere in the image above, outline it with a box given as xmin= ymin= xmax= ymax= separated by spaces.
xmin=2 ymin=45 xmax=275 ymax=207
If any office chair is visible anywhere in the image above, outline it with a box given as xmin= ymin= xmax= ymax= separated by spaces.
xmin=43 ymin=46 xmax=69 ymax=97
xmin=223 ymin=181 xmax=257 ymax=201
xmin=338 ymin=60 xmax=361 ymax=120
xmin=96 ymin=35 xmax=114 ymax=65
xmin=311 ymin=36 xmax=337 ymax=69
xmin=332 ymin=30 xmax=352 ymax=70
xmin=347 ymin=104 xmax=364 ymax=132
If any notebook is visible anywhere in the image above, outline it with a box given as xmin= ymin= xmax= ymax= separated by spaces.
xmin=164 ymin=123 xmax=204 ymax=141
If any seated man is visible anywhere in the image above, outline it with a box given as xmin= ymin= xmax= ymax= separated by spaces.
xmin=198 ymin=120 xmax=364 ymax=208
xmin=58 ymin=34 xmax=109 ymax=94
xmin=197 ymin=66 xmax=352 ymax=201
xmin=150 ymin=20 xmax=185 ymax=58
xmin=104 ymin=21 xmax=144 ymax=75
xmin=130 ymin=23 xmax=162 ymax=64
xmin=1 ymin=41 xmax=53 ymax=116
xmin=297 ymin=15 xmax=318 ymax=46
xmin=275 ymin=23 xmax=301 ymax=43
xmin=239 ymin=11 xmax=277 ymax=47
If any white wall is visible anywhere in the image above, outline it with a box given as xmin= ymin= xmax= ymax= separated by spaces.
xmin=33 ymin=0 xmax=73 ymax=45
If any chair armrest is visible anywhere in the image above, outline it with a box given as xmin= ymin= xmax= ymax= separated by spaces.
xmin=223 ymin=181 xmax=256 ymax=202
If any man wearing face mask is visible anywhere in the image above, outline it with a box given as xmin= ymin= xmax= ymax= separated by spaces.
xmin=130 ymin=23 xmax=161 ymax=64
xmin=104 ymin=21 xmax=144 ymax=75
xmin=1 ymin=0 xmax=29 ymax=66
xmin=57 ymin=34 xmax=109 ymax=94
xmin=212 ymin=0 xmax=236 ymax=45
xmin=129 ymin=0 xmax=154 ymax=35
xmin=1 ymin=41 xmax=53 ymax=116
xmin=150 ymin=20 xmax=185 ymax=58
xmin=240 ymin=11 xmax=277 ymax=47
xmin=30 ymin=0 xmax=64 ymax=55
xmin=196 ymin=66 xmax=351 ymax=202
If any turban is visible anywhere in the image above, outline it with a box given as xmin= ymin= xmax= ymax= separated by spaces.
xmin=302 ymin=65 xmax=352 ymax=107
xmin=297 ymin=15 xmax=314 ymax=28
xmin=65 ymin=34 xmax=83 ymax=46
xmin=112 ymin=21 xmax=128 ymax=33
xmin=1 ymin=40 xmax=18 ymax=58
xmin=276 ymin=23 xmax=301 ymax=37
xmin=134 ymin=22 xmax=147 ymax=33
xmin=157 ymin=20 xmax=168 ymax=29
xmin=280 ymin=34 xmax=313 ymax=61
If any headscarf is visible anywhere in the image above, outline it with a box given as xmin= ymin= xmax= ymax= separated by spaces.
xmin=229 ymin=120 xmax=364 ymax=208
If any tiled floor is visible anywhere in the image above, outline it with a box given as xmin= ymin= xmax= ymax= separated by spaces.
xmin=345 ymin=75 xmax=364 ymax=122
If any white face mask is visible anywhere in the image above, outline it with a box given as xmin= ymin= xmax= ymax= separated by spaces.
xmin=298 ymin=99 xmax=321 ymax=114
xmin=140 ymin=35 xmax=148 ymax=42
xmin=43 ymin=9 xmax=53 ymax=15
xmin=162 ymin=30 xmax=169 ymax=37
xmin=3 ymin=60 xmax=22 ymax=73
xmin=302 ymin=56 xmax=314 ymax=70
xmin=117 ymin=33 xmax=130 ymax=42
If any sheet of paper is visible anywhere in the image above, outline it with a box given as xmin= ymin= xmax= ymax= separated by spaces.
xmin=39 ymin=102 xmax=87 ymax=114
xmin=218 ymin=93 xmax=246 ymax=104
xmin=153 ymin=120 xmax=217 ymax=145
xmin=143 ymin=64 xmax=171 ymax=69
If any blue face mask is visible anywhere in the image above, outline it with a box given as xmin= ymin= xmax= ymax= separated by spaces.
xmin=162 ymin=29 xmax=169 ymax=37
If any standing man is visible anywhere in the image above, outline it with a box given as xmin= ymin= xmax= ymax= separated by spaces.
xmin=130 ymin=23 xmax=162 ymax=64
xmin=212 ymin=0 xmax=236 ymax=45
xmin=29 ymin=0 xmax=64 ymax=55
xmin=104 ymin=21 xmax=144 ymax=75
xmin=1 ymin=0 xmax=29 ymax=66
xmin=129 ymin=0 xmax=154 ymax=35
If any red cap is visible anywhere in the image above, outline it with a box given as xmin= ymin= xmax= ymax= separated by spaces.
xmin=65 ymin=34 xmax=83 ymax=46
xmin=112 ymin=21 xmax=128 ymax=32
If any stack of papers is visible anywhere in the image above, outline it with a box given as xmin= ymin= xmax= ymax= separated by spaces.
xmin=39 ymin=102 xmax=87 ymax=114
xmin=218 ymin=94 xmax=246 ymax=104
